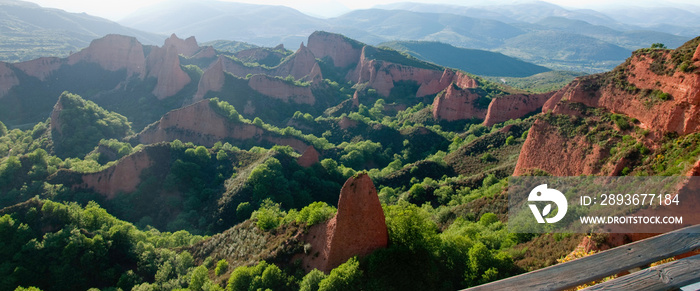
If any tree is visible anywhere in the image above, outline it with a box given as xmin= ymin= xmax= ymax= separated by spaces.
xmin=318 ymin=258 xmax=362 ymax=291
xmin=300 ymin=269 xmax=327 ymax=291
xmin=215 ymin=259 xmax=229 ymax=276
xmin=651 ymin=43 xmax=667 ymax=49
xmin=189 ymin=265 xmax=209 ymax=291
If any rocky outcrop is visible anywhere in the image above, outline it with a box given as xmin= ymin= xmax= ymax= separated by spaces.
xmin=0 ymin=62 xmax=18 ymax=98
xmin=248 ymin=75 xmax=315 ymax=105
xmin=301 ymin=173 xmax=388 ymax=272
xmin=483 ymin=93 xmax=553 ymax=126
xmin=347 ymin=46 xmax=478 ymax=98
xmin=513 ymin=118 xmax=610 ymax=176
xmin=297 ymin=146 xmax=320 ymax=167
xmin=431 ymin=84 xmax=488 ymax=121
xmin=13 ymin=57 xmax=62 ymax=81
xmin=68 ymin=34 xmax=146 ymax=78
xmin=73 ymin=149 xmax=155 ymax=199
xmin=163 ymin=34 xmax=200 ymax=57
xmin=545 ymin=46 xmax=700 ymax=135
xmin=307 ymin=31 xmax=363 ymax=69
xmin=517 ymin=39 xmax=700 ymax=176
xmin=282 ymin=43 xmax=322 ymax=81
xmin=194 ymin=56 xmax=226 ymax=100
xmin=147 ymin=44 xmax=191 ymax=99
xmin=416 ymin=69 xmax=477 ymax=97
xmin=217 ymin=43 xmax=321 ymax=82
xmin=136 ymin=100 xmax=309 ymax=152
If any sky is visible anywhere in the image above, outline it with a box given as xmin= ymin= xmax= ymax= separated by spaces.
xmin=21 ymin=0 xmax=700 ymax=21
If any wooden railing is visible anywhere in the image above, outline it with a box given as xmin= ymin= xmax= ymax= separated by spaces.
xmin=462 ymin=225 xmax=700 ymax=291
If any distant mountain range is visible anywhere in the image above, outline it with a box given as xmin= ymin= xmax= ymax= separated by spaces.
xmin=0 ymin=0 xmax=163 ymax=62
xmin=3 ymin=0 xmax=699 ymax=73
xmin=379 ymin=40 xmax=550 ymax=77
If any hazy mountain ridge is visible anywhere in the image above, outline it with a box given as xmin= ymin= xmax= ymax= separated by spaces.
xmin=113 ymin=0 xmax=695 ymax=73
xmin=0 ymin=0 xmax=164 ymax=62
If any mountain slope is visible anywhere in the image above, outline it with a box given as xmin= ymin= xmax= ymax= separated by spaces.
xmin=120 ymin=0 xmax=327 ymax=47
xmin=380 ymin=40 xmax=550 ymax=77
xmin=0 ymin=0 xmax=163 ymax=62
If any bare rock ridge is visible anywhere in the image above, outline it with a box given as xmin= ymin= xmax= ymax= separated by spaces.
xmin=483 ymin=93 xmax=553 ymax=126
xmin=515 ymin=37 xmax=700 ymax=176
xmin=297 ymin=146 xmax=320 ymax=167
xmin=248 ymin=75 xmax=315 ymax=105
xmin=148 ymin=43 xmax=192 ymax=100
xmin=0 ymin=62 xmax=18 ymax=97
xmin=135 ymin=99 xmax=310 ymax=153
xmin=74 ymin=149 xmax=155 ymax=200
xmin=0 ymin=33 xmax=205 ymax=100
xmin=307 ymin=31 xmax=363 ymax=69
xmin=431 ymin=83 xmax=488 ymax=121
xmin=301 ymin=173 xmax=388 ymax=273
xmin=163 ymin=34 xmax=200 ymax=58
xmin=194 ymin=56 xmax=226 ymax=100
xmin=67 ymin=34 xmax=147 ymax=78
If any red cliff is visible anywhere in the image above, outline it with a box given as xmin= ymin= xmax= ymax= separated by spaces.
xmin=163 ymin=34 xmax=200 ymax=57
xmin=136 ymin=100 xmax=309 ymax=152
xmin=301 ymin=173 xmax=388 ymax=272
xmin=13 ymin=57 xmax=63 ymax=81
xmin=307 ymin=31 xmax=363 ymax=69
xmin=431 ymin=83 xmax=488 ymax=121
xmin=297 ymin=146 xmax=320 ymax=167
xmin=515 ymin=38 xmax=700 ymax=176
xmin=248 ymin=75 xmax=315 ymax=105
xmin=194 ymin=56 xmax=226 ymax=101
xmin=347 ymin=46 xmax=478 ymax=98
xmin=67 ymin=34 xmax=146 ymax=78
xmin=483 ymin=93 xmax=553 ymax=126
xmin=545 ymin=43 xmax=700 ymax=135
xmin=513 ymin=118 xmax=610 ymax=176
xmin=73 ymin=149 xmax=155 ymax=199
xmin=0 ymin=62 xmax=18 ymax=98
xmin=147 ymin=44 xmax=192 ymax=99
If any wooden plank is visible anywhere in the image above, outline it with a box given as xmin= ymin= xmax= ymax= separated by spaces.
xmin=582 ymin=254 xmax=700 ymax=291
xmin=462 ymin=225 xmax=700 ymax=291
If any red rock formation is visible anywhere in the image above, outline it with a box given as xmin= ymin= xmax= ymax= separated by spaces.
xmin=282 ymin=43 xmax=322 ymax=81
xmin=338 ymin=116 xmax=358 ymax=130
xmin=147 ymin=44 xmax=191 ymax=99
xmin=163 ymin=34 xmax=200 ymax=57
xmin=545 ymin=48 xmax=700 ymax=135
xmin=0 ymin=62 xmax=18 ymax=98
xmin=513 ymin=118 xmax=610 ymax=176
xmin=483 ymin=93 xmax=553 ymax=126
xmin=301 ymin=173 xmax=388 ymax=272
xmin=136 ymin=100 xmax=309 ymax=152
xmin=194 ymin=56 xmax=226 ymax=101
xmin=518 ymin=40 xmax=700 ymax=176
xmin=347 ymin=47 xmax=478 ymax=98
xmin=431 ymin=84 xmax=488 ymax=121
xmin=307 ymin=31 xmax=363 ymax=69
xmin=49 ymin=96 xmax=64 ymax=135
xmin=216 ymin=44 xmax=321 ymax=82
xmin=13 ymin=57 xmax=62 ymax=81
xmin=248 ymin=75 xmax=315 ymax=105
xmin=67 ymin=34 xmax=146 ymax=78
xmin=74 ymin=149 xmax=154 ymax=199
xmin=297 ymin=146 xmax=320 ymax=167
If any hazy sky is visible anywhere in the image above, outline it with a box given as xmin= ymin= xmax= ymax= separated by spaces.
xmin=22 ymin=0 xmax=700 ymax=21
